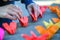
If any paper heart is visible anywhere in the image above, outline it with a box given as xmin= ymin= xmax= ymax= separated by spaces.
xmin=38 ymin=6 xmax=48 ymax=18
xmin=48 ymin=6 xmax=58 ymax=13
xmin=48 ymin=6 xmax=60 ymax=18
xmin=37 ymin=33 xmax=48 ymax=40
xmin=35 ymin=25 xmax=59 ymax=39
xmin=52 ymin=18 xmax=60 ymax=23
xmin=40 ymin=6 xmax=47 ymax=13
xmin=35 ymin=26 xmax=46 ymax=35
xmin=30 ymin=13 xmax=37 ymax=22
xmin=30 ymin=8 xmax=37 ymax=22
xmin=2 ymin=22 xmax=16 ymax=35
xmin=19 ymin=16 xmax=28 ymax=27
xmin=56 ymin=8 xmax=60 ymax=18
xmin=0 ymin=28 xmax=4 ymax=40
xmin=30 ymin=6 xmax=48 ymax=20
xmin=10 ymin=22 xmax=16 ymax=34
xmin=21 ymin=31 xmax=48 ymax=40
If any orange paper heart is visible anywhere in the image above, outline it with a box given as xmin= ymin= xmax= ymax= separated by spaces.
xmin=52 ymin=18 xmax=60 ymax=23
xmin=56 ymin=8 xmax=60 ymax=18
xmin=35 ymin=25 xmax=59 ymax=39
xmin=48 ymin=6 xmax=58 ymax=13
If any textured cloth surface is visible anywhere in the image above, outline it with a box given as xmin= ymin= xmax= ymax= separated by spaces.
xmin=4 ymin=4 xmax=60 ymax=40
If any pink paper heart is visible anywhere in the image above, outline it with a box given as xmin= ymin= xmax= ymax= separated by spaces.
xmin=0 ymin=28 xmax=4 ymax=40
xmin=38 ymin=6 xmax=48 ymax=18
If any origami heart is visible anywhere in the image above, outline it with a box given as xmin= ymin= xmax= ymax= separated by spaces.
xmin=21 ymin=31 xmax=48 ymax=40
xmin=48 ymin=6 xmax=60 ymax=18
xmin=30 ymin=8 xmax=37 ymax=22
xmin=35 ymin=26 xmax=46 ymax=35
xmin=30 ymin=13 xmax=37 ymax=22
xmin=2 ymin=22 xmax=16 ymax=35
xmin=35 ymin=25 xmax=59 ymax=39
xmin=38 ymin=6 xmax=48 ymax=18
xmin=40 ymin=6 xmax=48 ymax=13
xmin=38 ymin=33 xmax=48 ymax=40
xmin=47 ymin=25 xmax=59 ymax=34
xmin=48 ymin=6 xmax=58 ymax=13
xmin=56 ymin=8 xmax=60 ymax=18
xmin=52 ymin=18 xmax=60 ymax=23
xmin=19 ymin=16 xmax=28 ymax=27
xmin=21 ymin=34 xmax=31 ymax=40
xmin=0 ymin=28 xmax=4 ymax=40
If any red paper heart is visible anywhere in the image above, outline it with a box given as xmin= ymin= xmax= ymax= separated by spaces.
xmin=2 ymin=22 xmax=16 ymax=35
xmin=10 ymin=22 xmax=16 ymax=34
xmin=30 ymin=13 xmax=37 ymax=22
xmin=21 ymin=31 xmax=48 ymax=40
xmin=38 ymin=6 xmax=48 ymax=18
xmin=30 ymin=8 xmax=37 ymax=22
xmin=19 ymin=16 xmax=28 ymax=27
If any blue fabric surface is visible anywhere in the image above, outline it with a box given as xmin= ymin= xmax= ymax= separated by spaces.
xmin=4 ymin=4 xmax=60 ymax=40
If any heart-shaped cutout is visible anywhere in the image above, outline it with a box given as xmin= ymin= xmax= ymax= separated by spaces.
xmin=21 ymin=31 xmax=48 ymax=40
xmin=2 ymin=22 xmax=16 ymax=35
xmin=30 ymin=13 xmax=37 ymax=22
xmin=38 ymin=6 xmax=48 ymax=18
xmin=35 ymin=25 xmax=59 ymax=39
xmin=56 ymin=8 xmax=60 ymax=18
xmin=10 ymin=22 xmax=16 ymax=34
xmin=48 ymin=6 xmax=58 ymax=13
xmin=30 ymin=8 xmax=37 ymax=22
xmin=0 ymin=28 xmax=4 ymax=40
xmin=19 ymin=16 xmax=28 ymax=27
xmin=52 ymin=18 xmax=60 ymax=23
